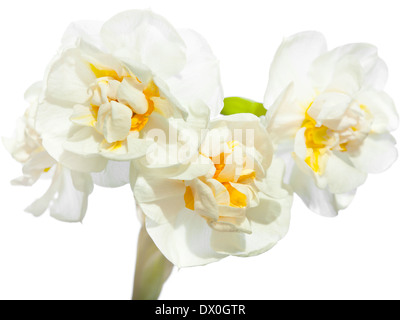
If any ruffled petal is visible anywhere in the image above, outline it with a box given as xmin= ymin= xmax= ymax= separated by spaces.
xmin=309 ymin=43 xmax=382 ymax=92
xmin=334 ymin=189 xmax=356 ymax=211
xmin=62 ymin=20 xmax=104 ymax=50
xmin=145 ymin=211 xmax=226 ymax=268
xmin=70 ymin=104 xmax=95 ymax=127
xmin=63 ymin=126 xmax=103 ymax=156
xmin=264 ymin=83 xmax=305 ymax=142
xmin=101 ymin=10 xmax=186 ymax=79
xmin=36 ymin=100 xmax=74 ymax=160
xmin=24 ymin=164 xmax=93 ymax=222
xmin=167 ymin=29 xmax=224 ymax=117
xmin=255 ymin=157 xmax=289 ymax=199
xmin=264 ymin=31 xmax=327 ymax=106
xmin=49 ymin=167 xmax=93 ymax=222
xmin=102 ymin=101 xmax=133 ymax=143
xmin=348 ymin=133 xmax=397 ymax=174
xmin=45 ymin=49 xmax=94 ymax=104
xmin=209 ymin=114 xmax=273 ymax=170
xmin=324 ymin=153 xmax=367 ymax=194
xmin=210 ymin=192 xmax=292 ymax=256
xmin=307 ymin=91 xmax=354 ymax=130
xmin=356 ymin=90 xmax=399 ymax=133
xmin=117 ymin=79 xmax=149 ymax=114
xmin=25 ymin=166 xmax=62 ymax=217
xmin=91 ymin=160 xmax=130 ymax=188
xmin=190 ymin=178 xmax=219 ymax=220
xmin=289 ymin=164 xmax=339 ymax=217
xmin=133 ymin=173 xmax=186 ymax=205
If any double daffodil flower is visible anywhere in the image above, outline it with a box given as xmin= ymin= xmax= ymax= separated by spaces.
xmin=263 ymin=31 xmax=398 ymax=216
xmin=4 ymin=12 xmax=398 ymax=300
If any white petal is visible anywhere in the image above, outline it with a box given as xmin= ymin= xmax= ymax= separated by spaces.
xmin=265 ymin=83 xmax=305 ymax=142
xmin=134 ymin=153 xmax=214 ymax=181
xmin=50 ymin=167 xmax=93 ymax=222
xmin=356 ymin=90 xmax=399 ymax=133
xmin=265 ymin=31 xmax=327 ymax=106
xmin=59 ymin=151 xmax=107 ymax=173
xmin=11 ymin=175 xmax=40 ymax=187
xmin=247 ymin=194 xmax=283 ymax=225
xmin=167 ymin=155 xmax=214 ymax=180
xmin=71 ymin=170 xmax=94 ymax=194
xmin=133 ymin=173 xmax=186 ymax=204
xmin=25 ymin=166 xmax=62 ymax=216
xmin=139 ymin=192 xmax=186 ymax=226
xmin=185 ymin=99 xmax=210 ymax=132
xmin=307 ymin=92 xmax=354 ymax=130
xmin=46 ymin=49 xmax=94 ymax=104
xmin=309 ymin=43 xmax=380 ymax=92
xmin=191 ymin=178 xmax=219 ymax=220
xmin=70 ymin=104 xmax=95 ymax=127
xmin=63 ymin=126 xmax=103 ymax=156
xmin=102 ymin=101 xmax=133 ymax=143
xmin=101 ymin=10 xmax=186 ymax=78
xmin=293 ymin=127 xmax=307 ymax=160
xmin=325 ymin=153 xmax=367 ymax=194
xmin=334 ymin=189 xmax=356 ymax=211
xmin=167 ymin=29 xmax=224 ymax=117
xmin=209 ymin=114 xmax=274 ymax=169
xmin=289 ymin=164 xmax=339 ymax=217
xmin=211 ymin=192 xmax=292 ymax=256
xmin=206 ymin=179 xmax=230 ymax=206
xmin=91 ymin=160 xmax=130 ymax=188
xmin=117 ymin=79 xmax=149 ymax=114
xmin=13 ymin=152 xmax=57 ymax=186
xmin=22 ymin=151 xmax=55 ymax=174
xmin=126 ymin=134 xmax=154 ymax=158
xmin=62 ymin=20 xmax=104 ymax=50
xmin=209 ymin=231 xmax=246 ymax=254
xmin=2 ymin=135 xmax=19 ymax=158
xmin=36 ymin=101 xmax=107 ymax=172
xmin=363 ymin=57 xmax=388 ymax=90
xmin=292 ymin=145 xmax=328 ymax=190
xmin=255 ymin=157 xmax=289 ymax=199
xmin=151 ymin=96 xmax=182 ymax=119
xmin=145 ymin=211 xmax=226 ymax=268
xmin=36 ymin=100 xmax=74 ymax=160
xmin=349 ymin=133 xmax=398 ymax=173
xmin=153 ymin=76 xmax=187 ymax=116
xmin=24 ymin=81 xmax=43 ymax=104
xmin=210 ymin=214 xmax=251 ymax=234
xmin=323 ymin=56 xmax=362 ymax=95
xmin=140 ymin=115 xmax=203 ymax=168
xmin=200 ymin=127 xmax=230 ymax=158
xmin=218 ymin=154 xmax=241 ymax=183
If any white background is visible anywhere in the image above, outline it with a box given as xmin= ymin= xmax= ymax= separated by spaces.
xmin=0 ymin=0 xmax=399 ymax=300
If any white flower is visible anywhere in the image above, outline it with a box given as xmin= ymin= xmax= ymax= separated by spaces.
xmin=3 ymin=83 xmax=93 ymax=222
xmin=132 ymin=114 xmax=292 ymax=267
xmin=35 ymin=10 xmax=223 ymax=175
xmin=264 ymin=31 xmax=399 ymax=216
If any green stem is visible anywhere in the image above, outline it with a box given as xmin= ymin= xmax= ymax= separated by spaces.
xmin=132 ymin=226 xmax=173 ymax=300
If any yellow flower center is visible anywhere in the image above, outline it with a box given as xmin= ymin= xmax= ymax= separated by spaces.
xmin=301 ymin=106 xmax=330 ymax=173
xmin=301 ymin=103 xmax=368 ymax=174
xmin=184 ymin=186 xmax=195 ymax=211
xmin=89 ymin=63 xmax=159 ymax=133
xmin=184 ymin=141 xmax=256 ymax=211
xmin=131 ymin=81 xmax=159 ymax=131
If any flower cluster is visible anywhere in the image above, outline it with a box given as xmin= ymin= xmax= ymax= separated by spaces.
xmin=5 ymin=11 xmax=398 ymax=275
xmin=263 ymin=32 xmax=398 ymax=216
